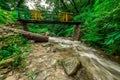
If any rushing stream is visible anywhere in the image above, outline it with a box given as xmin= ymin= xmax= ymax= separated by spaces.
xmin=49 ymin=37 xmax=120 ymax=80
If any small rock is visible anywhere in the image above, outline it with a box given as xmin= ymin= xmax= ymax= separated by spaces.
xmin=19 ymin=76 xmax=28 ymax=80
xmin=51 ymin=45 xmax=67 ymax=52
xmin=42 ymin=42 xmax=52 ymax=47
xmin=0 ymin=74 xmax=6 ymax=80
xmin=28 ymin=40 xmax=35 ymax=44
xmin=5 ymin=75 xmax=16 ymax=80
xmin=7 ymin=71 xmax=13 ymax=76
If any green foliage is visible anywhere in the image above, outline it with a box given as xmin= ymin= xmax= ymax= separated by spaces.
xmin=0 ymin=9 xmax=18 ymax=24
xmin=0 ymin=9 xmax=6 ymax=24
xmin=0 ymin=0 xmax=25 ymax=10
xmin=76 ymin=0 xmax=120 ymax=55
xmin=29 ymin=25 xmax=49 ymax=34
xmin=55 ymin=26 xmax=73 ymax=37
xmin=0 ymin=0 xmax=26 ymax=24
xmin=56 ymin=59 xmax=62 ymax=66
xmin=0 ymin=0 xmax=11 ymax=10
xmin=0 ymin=46 xmax=18 ymax=60
xmin=64 ymin=27 xmax=73 ymax=37
xmin=4 ymin=35 xmax=27 ymax=46
xmin=29 ymin=24 xmax=73 ymax=37
xmin=9 ymin=11 xmax=18 ymax=22
xmin=0 ymin=34 xmax=29 ymax=68
xmin=0 ymin=15 xmax=6 ymax=24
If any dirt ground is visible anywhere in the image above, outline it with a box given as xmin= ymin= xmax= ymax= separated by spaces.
xmin=2 ymin=42 xmax=75 ymax=80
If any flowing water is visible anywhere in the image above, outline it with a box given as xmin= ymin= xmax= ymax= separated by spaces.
xmin=49 ymin=37 xmax=120 ymax=80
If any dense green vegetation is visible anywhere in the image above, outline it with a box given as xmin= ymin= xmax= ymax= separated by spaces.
xmin=0 ymin=0 xmax=120 ymax=58
xmin=0 ymin=0 xmax=28 ymax=68
xmin=29 ymin=24 xmax=73 ymax=37
xmin=76 ymin=0 xmax=120 ymax=55
xmin=0 ymin=9 xmax=17 ymax=24
xmin=0 ymin=33 xmax=29 ymax=68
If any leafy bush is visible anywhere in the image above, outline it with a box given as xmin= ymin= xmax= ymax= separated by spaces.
xmin=76 ymin=0 xmax=120 ymax=55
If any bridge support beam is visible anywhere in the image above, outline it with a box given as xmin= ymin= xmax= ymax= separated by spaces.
xmin=22 ymin=23 xmax=29 ymax=31
xmin=72 ymin=24 xmax=80 ymax=40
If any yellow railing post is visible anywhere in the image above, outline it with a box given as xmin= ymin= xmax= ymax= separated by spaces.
xmin=31 ymin=10 xmax=44 ymax=20
xmin=57 ymin=12 xmax=73 ymax=22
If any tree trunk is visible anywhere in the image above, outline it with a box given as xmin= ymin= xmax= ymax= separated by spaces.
xmin=1 ymin=26 xmax=48 ymax=42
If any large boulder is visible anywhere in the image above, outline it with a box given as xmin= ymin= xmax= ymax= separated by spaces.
xmin=62 ymin=57 xmax=81 ymax=76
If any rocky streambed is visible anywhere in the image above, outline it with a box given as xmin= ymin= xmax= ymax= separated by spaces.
xmin=0 ymin=35 xmax=120 ymax=80
xmin=49 ymin=37 xmax=120 ymax=80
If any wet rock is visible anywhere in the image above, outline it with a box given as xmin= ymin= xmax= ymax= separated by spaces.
xmin=42 ymin=42 xmax=51 ymax=47
xmin=28 ymin=40 xmax=35 ymax=44
xmin=62 ymin=57 xmax=81 ymax=76
xmin=52 ymin=45 xmax=65 ymax=52
xmin=7 ymin=71 xmax=13 ymax=76
xmin=47 ymin=44 xmax=66 ymax=53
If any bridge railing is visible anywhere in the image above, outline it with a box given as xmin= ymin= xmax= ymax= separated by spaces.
xmin=17 ymin=8 xmax=77 ymax=22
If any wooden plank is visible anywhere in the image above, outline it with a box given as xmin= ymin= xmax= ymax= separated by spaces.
xmin=18 ymin=19 xmax=82 ymax=25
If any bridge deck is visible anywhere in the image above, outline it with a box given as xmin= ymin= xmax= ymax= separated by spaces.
xmin=18 ymin=19 xmax=82 ymax=25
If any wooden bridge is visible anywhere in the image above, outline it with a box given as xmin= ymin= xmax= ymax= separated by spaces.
xmin=17 ymin=9 xmax=82 ymax=40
